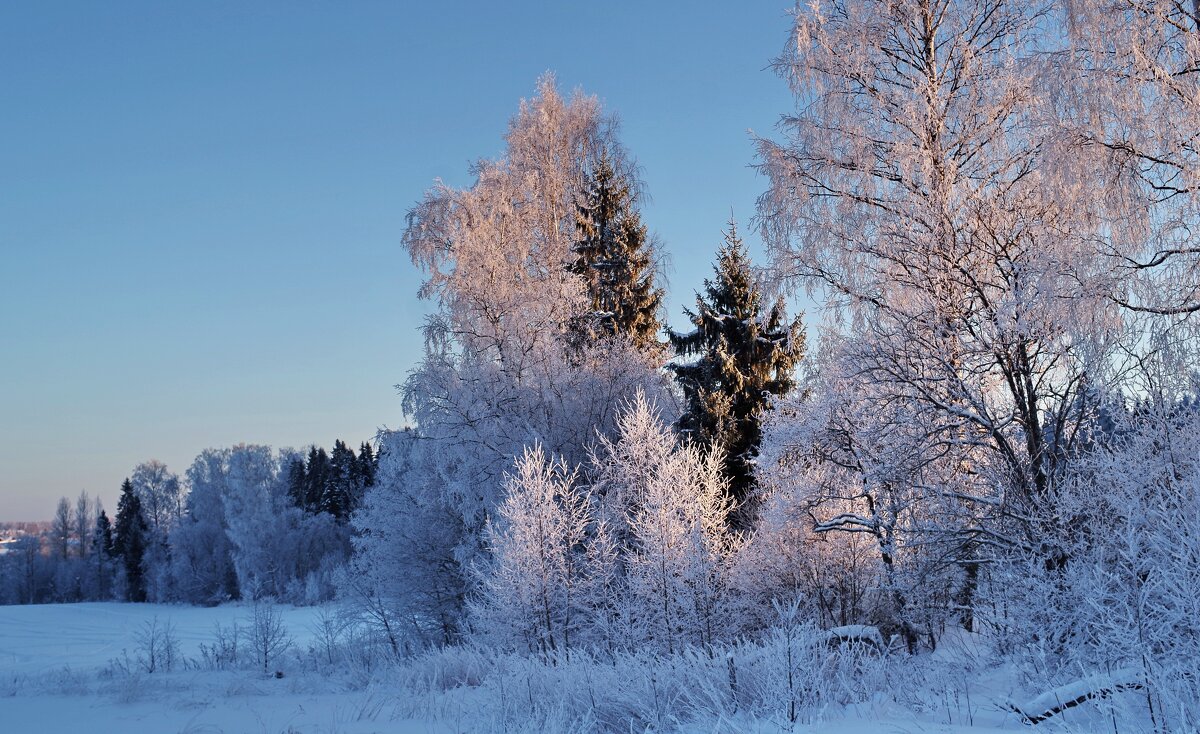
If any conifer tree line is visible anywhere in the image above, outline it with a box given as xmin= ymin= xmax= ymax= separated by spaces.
xmin=285 ymin=441 xmax=378 ymax=520
xmin=0 ymin=440 xmax=373 ymax=605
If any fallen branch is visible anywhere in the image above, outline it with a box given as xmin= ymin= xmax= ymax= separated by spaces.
xmin=1007 ymin=669 xmax=1144 ymax=725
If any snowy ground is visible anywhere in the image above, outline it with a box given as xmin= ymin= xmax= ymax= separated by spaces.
xmin=0 ymin=603 xmax=1150 ymax=733
xmin=0 ymin=602 xmax=441 ymax=733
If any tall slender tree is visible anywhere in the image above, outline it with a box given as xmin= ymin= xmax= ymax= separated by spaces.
xmin=668 ymin=220 xmax=805 ymax=525
xmin=570 ymin=152 xmax=663 ymax=353
xmin=113 ymin=478 xmax=149 ymax=602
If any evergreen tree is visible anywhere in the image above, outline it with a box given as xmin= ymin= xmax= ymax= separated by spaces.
xmin=94 ymin=509 xmax=114 ymax=598
xmin=668 ymin=220 xmax=805 ymax=526
xmin=304 ymin=447 xmax=330 ymax=512
xmin=355 ymin=442 xmax=377 ymax=489
xmin=324 ymin=440 xmax=357 ymax=519
xmin=570 ymin=153 xmax=663 ymax=353
xmin=95 ymin=509 xmax=114 ymax=558
xmin=113 ymin=478 xmax=150 ymax=602
xmin=285 ymin=457 xmax=308 ymax=510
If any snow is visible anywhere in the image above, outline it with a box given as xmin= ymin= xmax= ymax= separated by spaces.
xmin=0 ymin=602 xmax=320 ymax=676
xmin=0 ymin=603 xmax=441 ymax=734
xmin=0 ymin=603 xmax=1159 ymax=733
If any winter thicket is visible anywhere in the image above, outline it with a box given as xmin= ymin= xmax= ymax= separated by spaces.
xmin=350 ymin=75 xmax=675 ymax=642
xmin=751 ymin=0 xmax=1200 ymax=721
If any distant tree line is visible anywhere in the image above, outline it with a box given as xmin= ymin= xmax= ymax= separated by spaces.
xmin=0 ymin=440 xmax=376 ymax=606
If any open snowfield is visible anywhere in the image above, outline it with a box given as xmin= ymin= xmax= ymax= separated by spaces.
xmin=0 ymin=603 xmax=1158 ymax=733
xmin=0 ymin=602 xmax=442 ymax=734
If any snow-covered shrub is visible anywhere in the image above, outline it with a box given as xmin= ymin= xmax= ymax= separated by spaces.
xmin=134 ymin=616 xmax=180 ymax=674
xmin=470 ymin=392 xmax=739 ymax=657
xmin=470 ymin=445 xmax=596 ymax=658
xmin=391 ymin=620 xmax=911 ymax=733
xmin=243 ymin=600 xmax=294 ymax=675
xmin=197 ymin=620 xmax=242 ymax=670
xmin=988 ymin=393 xmax=1200 ymax=731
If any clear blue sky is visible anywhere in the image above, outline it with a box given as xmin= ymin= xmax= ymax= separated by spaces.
xmin=0 ymin=1 xmax=799 ymax=521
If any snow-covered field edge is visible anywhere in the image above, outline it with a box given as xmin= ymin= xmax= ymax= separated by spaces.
xmin=0 ymin=602 xmax=1166 ymax=733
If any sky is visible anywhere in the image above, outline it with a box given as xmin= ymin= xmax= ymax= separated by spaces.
xmin=0 ymin=1 xmax=801 ymax=521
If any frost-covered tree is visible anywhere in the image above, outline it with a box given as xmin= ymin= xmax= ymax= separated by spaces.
xmin=595 ymin=393 xmax=739 ymax=653
xmin=1052 ymin=0 xmax=1200 ymax=319
xmin=389 ymin=75 xmax=674 ymax=632
xmin=73 ymin=491 xmax=93 ymax=560
xmin=50 ymin=497 xmax=72 ymax=560
xmin=220 ymin=444 xmax=287 ymax=599
xmin=668 ymin=220 xmax=804 ymax=525
xmin=131 ymin=460 xmax=183 ymax=539
xmin=990 ymin=387 xmax=1200 ymax=730
xmin=756 ymin=352 xmax=967 ymax=647
xmin=471 ymin=445 xmax=595 ymax=658
xmin=170 ymin=448 xmax=240 ymax=604
xmin=570 ymin=152 xmax=663 ymax=353
xmin=347 ymin=428 xmax=467 ymax=649
xmin=755 ymin=0 xmax=1126 ymax=574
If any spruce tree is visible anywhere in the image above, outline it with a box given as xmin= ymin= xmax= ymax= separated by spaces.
xmin=355 ymin=442 xmax=377 ymax=489
xmin=94 ymin=510 xmax=114 ymax=599
xmin=285 ymin=457 xmax=308 ymax=511
xmin=113 ymin=478 xmax=150 ymax=602
xmin=668 ymin=220 xmax=805 ymax=526
xmin=95 ymin=509 xmax=114 ymax=558
xmin=304 ymin=447 xmax=330 ymax=512
xmin=324 ymin=440 xmax=356 ymax=519
xmin=570 ymin=153 xmax=663 ymax=353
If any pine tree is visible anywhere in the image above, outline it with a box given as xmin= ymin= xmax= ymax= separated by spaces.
xmin=113 ymin=478 xmax=150 ymax=602
xmin=570 ymin=153 xmax=663 ymax=353
xmin=668 ymin=220 xmax=805 ymax=526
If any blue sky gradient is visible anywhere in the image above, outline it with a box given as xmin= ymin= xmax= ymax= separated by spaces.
xmin=1 ymin=1 xmax=800 ymax=520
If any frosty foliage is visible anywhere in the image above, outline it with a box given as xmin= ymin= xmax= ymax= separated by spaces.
xmin=989 ymin=391 xmax=1200 ymax=730
xmin=472 ymin=393 xmax=738 ymax=657
xmin=350 ymin=76 xmax=674 ymax=643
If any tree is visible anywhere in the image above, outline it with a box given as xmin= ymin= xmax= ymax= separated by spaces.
xmin=93 ymin=509 xmax=114 ymax=599
xmin=95 ymin=509 xmax=114 ymax=558
xmin=754 ymin=0 xmax=1125 ymax=574
xmin=285 ymin=457 xmax=307 ymax=511
xmin=304 ymin=447 xmax=330 ymax=513
xmin=471 ymin=445 xmax=594 ymax=658
xmin=73 ymin=491 xmax=93 ymax=559
xmin=170 ymin=448 xmax=239 ymax=604
xmin=50 ymin=497 xmax=72 ymax=560
xmin=595 ymin=392 xmax=738 ymax=653
xmin=1051 ymin=0 xmax=1200 ymax=318
xmin=130 ymin=460 xmax=183 ymax=539
xmin=347 ymin=428 xmax=467 ymax=649
xmin=323 ymin=440 xmax=357 ymax=519
xmin=391 ymin=75 xmax=674 ymax=631
xmin=668 ymin=220 xmax=804 ymax=525
xmin=355 ymin=441 xmax=377 ymax=489
xmin=114 ymin=478 xmax=150 ymax=602
xmin=570 ymin=152 xmax=663 ymax=353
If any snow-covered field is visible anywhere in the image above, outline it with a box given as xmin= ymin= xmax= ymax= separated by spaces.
xmin=0 ymin=602 xmax=440 ymax=734
xmin=0 ymin=603 xmax=1155 ymax=733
